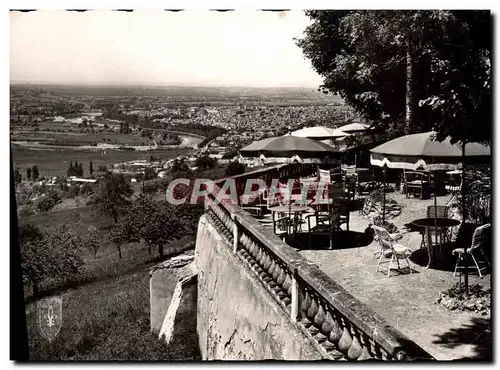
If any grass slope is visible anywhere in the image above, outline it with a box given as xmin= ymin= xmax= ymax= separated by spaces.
xmin=25 ymin=267 xmax=200 ymax=360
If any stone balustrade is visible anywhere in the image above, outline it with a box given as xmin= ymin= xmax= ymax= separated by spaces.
xmin=203 ymin=163 xmax=434 ymax=361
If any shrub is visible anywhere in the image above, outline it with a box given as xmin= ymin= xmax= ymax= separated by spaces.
xmin=37 ymin=197 xmax=57 ymax=212
xmin=436 ymin=282 xmax=491 ymax=315
xmin=68 ymin=184 xmax=80 ymax=198
xmin=225 ymin=161 xmax=246 ymax=177
xmin=459 ymin=168 xmax=491 ymax=225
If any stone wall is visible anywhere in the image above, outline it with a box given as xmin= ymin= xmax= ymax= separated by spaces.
xmin=195 ymin=215 xmax=324 ymax=360
xmin=149 ymin=255 xmax=195 ymax=333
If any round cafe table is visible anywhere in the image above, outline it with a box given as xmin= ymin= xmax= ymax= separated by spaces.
xmin=411 ymin=217 xmax=461 ymax=268
xmin=268 ymin=205 xmax=312 ymax=235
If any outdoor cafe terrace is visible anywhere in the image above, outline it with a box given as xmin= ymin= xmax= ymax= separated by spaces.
xmin=203 ymin=162 xmax=491 ymax=361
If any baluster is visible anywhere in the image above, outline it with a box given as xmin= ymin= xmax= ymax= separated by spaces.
xmin=313 ymin=303 xmax=327 ymax=342
xmin=249 ymin=244 xmax=258 ymax=270
xmin=258 ymin=251 xmax=268 ymax=277
xmin=347 ymin=328 xmax=363 ymax=360
xmin=254 ymin=247 xmax=263 ymax=266
xmin=321 ymin=309 xmax=340 ymax=350
xmin=246 ymin=237 xmax=255 ymax=257
xmin=266 ymin=259 xmax=277 ymax=285
xmin=300 ymin=289 xmax=313 ymax=327
xmin=268 ymin=261 xmax=279 ymax=288
xmin=338 ymin=319 xmax=353 ymax=357
xmin=275 ymin=268 xmax=287 ymax=298
xmin=356 ymin=334 xmax=373 ymax=361
xmin=263 ymin=253 xmax=272 ymax=272
xmin=262 ymin=258 xmax=275 ymax=286
xmin=283 ymin=272 xmax=292 ymax=297
xmin=239 ymin=233 xmax=248 ymax=256
xmin=307 ymin=296 xmax=320 ymax=334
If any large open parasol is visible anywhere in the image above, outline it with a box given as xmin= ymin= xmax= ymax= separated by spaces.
xmin=370 ymin=131 xmax=491 ymax=268
xmin=291 ymin=126 xmax=340 ymax=140
xmin=240 ymin=134 xmax=341 ymax=158
xmin=370 ymin=131 xmax=490 ymax=171
xmin=240 ymin=134 xmax=342 ymax=231
xmin=338 ymin=122 xmax=370 ymax=134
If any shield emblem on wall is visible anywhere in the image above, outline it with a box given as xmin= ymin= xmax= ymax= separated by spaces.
xmin=37 ymin=296 xmax=63 ymax=342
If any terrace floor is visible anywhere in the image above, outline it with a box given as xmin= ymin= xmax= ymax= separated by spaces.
xmin=258 ymin=191 xmax=492 ymax=360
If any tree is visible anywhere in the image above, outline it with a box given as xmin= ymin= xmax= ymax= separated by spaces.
xmin=171 ymin=158 xmax=190 ymax=174
xmin=37 ymin=197 xmax=56 ymax=212
xmin=142 ymin=182 xmax=159 ymax=198
xmin=89 ymin=172 xmax=133 ymax=223
xmin=98 ymin=165 xmax=108 ymax=172
xmin=69 ymin=184 xmax=80 ymax=198
xmin=37 ymin=191 xmax=61 ymax=212
xmin=108 ymin=223 xmax=129 ymax=260
xmin=18 ymin=224 xmax=44 ymax=246
xmin=195 ymin=155 xmax=217 ymax=172
xmin=417 ymin=11 xmax=491 ymax=144
xmin=67 ymin=161 xmax=74 ymax=177
xmin=144 ymin=167 xmax=157 ymax=181
xmin=295 ymin=10 xmax=491 ymax=140
xmin=120 ymin=197 xmax=189 ymax=258
xmin=141 ymin=203 xmax=181 ymax=259
xmin=89 ymin=161 xmax=94 ymax=176
xmin=26 ymin=167 xmax=32 ymax=180
xmin=32 ymin=165 xmax=39 ymax=180
xmin=225 ymin=161 xmax=246 ymax=177
xmin=14 ymin=168 xmax=22 ymax=185
xmin=76 ymin=162 xmax=84 ymax=177
xmin=85 ymin=225 xmax=101 ymax=259
xmin=20 ymin=224 xmax=84 ymax=297
xmin=80 ymin=182 xmax=95 ymax=196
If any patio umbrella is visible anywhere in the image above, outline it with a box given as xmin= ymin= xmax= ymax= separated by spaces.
xmin=240 ymin=134 xmax=341 ymax=158
xmin=370 ymin=131 xmax=491 ymax=263
xmin=370 ymin=131 xmax=490 ymax=171
xmin=338 ymin=122 xmax=370 ymax=134
xmin=291 ymin=126 xmax=340 ymax=140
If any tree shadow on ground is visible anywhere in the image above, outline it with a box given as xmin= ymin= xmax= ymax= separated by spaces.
xmin=410 ymin=242 xmax=491 ymax=277
xmin=433 ymin=317 xmax=492 ymax=361
xmin=410 ymin=243 xmax=458 ymax=272
xmin=290 ymin=228 xmax=374 ymax=251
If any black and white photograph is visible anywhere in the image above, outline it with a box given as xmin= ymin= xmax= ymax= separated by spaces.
xmin=9 ymin=7 xmax=493 ymax=362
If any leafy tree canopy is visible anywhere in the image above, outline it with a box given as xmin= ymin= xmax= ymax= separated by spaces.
xmin=296 ymin=10 xmax=491 ymax=144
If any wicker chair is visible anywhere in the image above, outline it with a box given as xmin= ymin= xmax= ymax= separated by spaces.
xmin=373 ymin=225 xmax=412 ymax=277
xmin=452 ymin=223 xmax=491 ymax=278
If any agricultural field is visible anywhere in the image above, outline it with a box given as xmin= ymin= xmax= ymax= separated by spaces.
xmin=11 ymin=83 xmax=342 ymax=105
xmin=11 ymin=130 xmax=159 ymax=147
xmin=11 ymin=146 xmax=192 ymax=178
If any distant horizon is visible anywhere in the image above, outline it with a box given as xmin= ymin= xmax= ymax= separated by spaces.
xmin=10 ymin=80 xmax=325 ymax=90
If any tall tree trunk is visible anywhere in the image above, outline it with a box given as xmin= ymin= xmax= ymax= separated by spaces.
xmin=461 ymin=140 xmax=469 ymax=296
xmin=404 ymin=43 xmax=415 ymax=135
xmin=117 ymin=244 xmax=122 ymax=259
xmin=158 ymin=243 xmax=164 ymax=258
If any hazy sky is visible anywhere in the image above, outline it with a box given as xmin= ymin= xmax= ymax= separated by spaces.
xmin=10 ymin=10 xmax=324 ymax=87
